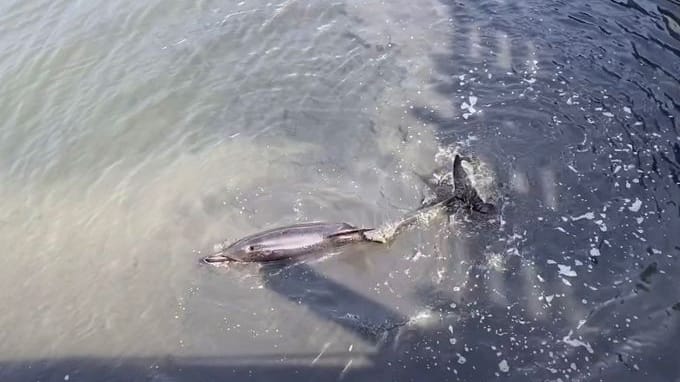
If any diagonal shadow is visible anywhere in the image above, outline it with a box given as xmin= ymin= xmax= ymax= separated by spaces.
xmin=258 ymin=261 xmax=409 ymax=344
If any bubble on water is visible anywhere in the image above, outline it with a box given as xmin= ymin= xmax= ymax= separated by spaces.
xmin=628 ymin=198 xmax=642 ymax=212
xmin=557 ymin=264 xmax=577 ymax=277
xmin=498 ymin=360 xmax=510 ymax=372
xmin=456 ymin=353 xmax=467 ymax=364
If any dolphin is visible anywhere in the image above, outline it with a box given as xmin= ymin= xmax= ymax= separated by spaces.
xmin=203 ymin=222 xmax=375 ymax=263
xmin=202 ymin=155 xmax=493 ymax=264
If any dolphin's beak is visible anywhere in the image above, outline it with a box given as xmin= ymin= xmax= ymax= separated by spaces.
xmin=202 ymin=254 xmax=230 ymax=263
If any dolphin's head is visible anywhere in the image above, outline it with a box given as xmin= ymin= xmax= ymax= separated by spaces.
xmin=202 ymin=240 xmax=267 ymax=264
xmin=202 ymin=253 xmax=231 ymax=264
xmin=202 ymin=241 xmax=241 ymax=264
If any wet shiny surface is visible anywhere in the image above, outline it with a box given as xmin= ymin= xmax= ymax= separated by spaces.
xmin=0 ymin=0 xmax=679 ymax=381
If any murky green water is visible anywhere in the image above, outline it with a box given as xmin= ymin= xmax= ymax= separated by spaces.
xmin=1 ymin=0 xmax=678 ymax=381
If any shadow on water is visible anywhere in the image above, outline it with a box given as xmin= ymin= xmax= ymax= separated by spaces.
xmin=1 ymin=333 xmax=677 ymax=382
xmin=2 ymin=253 xmax=679 ymax=382
xmin=1 ymin=213 xmax=679 ymax=382
xmin=258 ymin=262 xmax=409 ymax=344
xmin=405 ymin=0 xmax=680 ymax=380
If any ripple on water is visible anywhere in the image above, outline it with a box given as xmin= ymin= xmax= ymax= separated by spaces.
xmin=1 ymin=0 xmax=679 ymax=380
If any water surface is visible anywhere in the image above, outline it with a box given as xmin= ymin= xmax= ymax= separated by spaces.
xmin=0 ymin=0 xmax=678 ymax=381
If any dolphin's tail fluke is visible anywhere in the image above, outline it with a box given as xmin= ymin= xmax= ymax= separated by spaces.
xmin=370 ymin=154 xmax=495 ymax=244
xmin=447 ymin=155 xmax=496 ymax=214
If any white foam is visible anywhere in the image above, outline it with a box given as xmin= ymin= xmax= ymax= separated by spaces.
xmin=629 ymin=198 xmax=642 ymax=212
xmin=562 ymin=330 xmax=594 ymax=353
xmin=461 ymin=95 xmax=479 ymax=119
xmin=557 ymin=264 xmax=577 ymax=277
xmin=571 ymin=212 xmax=595 ymax=221
xmin=498 ymin=360 xmax=509 ymax=372
xmin=555 ymin=227 xmax=569 ymax=234
xmin=409 ymin=310 xmax=436 ymax=327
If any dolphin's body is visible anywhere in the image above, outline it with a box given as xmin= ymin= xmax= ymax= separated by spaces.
xmin=203 ymin=222 xmax=374 ymax=263
xmin=202 ymin=155 xmax=493 ymax=264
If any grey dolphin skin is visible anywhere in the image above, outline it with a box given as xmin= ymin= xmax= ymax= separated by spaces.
xmin=203 ymin=155 xmax=493 ymax=264
xmin=203 ymin=222 xmax=374 ymax=263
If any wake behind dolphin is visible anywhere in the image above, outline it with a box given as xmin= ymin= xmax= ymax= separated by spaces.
xmin=202 ymin=154 xmax=493 ymax=264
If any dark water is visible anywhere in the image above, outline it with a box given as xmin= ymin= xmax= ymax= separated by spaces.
xmin=1 ymin=0 xmax=679 ymax=381
xmin=407 ymin=1 xmax=680 ymax=380
xmin=408 ymin=0 xmax=680 ymax=380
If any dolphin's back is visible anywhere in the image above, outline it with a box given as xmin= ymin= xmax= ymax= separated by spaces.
xmin=226 ymin=222 xmax=363 ymax=262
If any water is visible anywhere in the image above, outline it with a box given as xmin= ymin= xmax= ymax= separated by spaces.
xmin=0 ymin=0 xmax=678 ymax=381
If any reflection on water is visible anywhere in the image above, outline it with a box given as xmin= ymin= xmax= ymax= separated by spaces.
xmin=1 ymin=0 xmax=679 ymax=381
